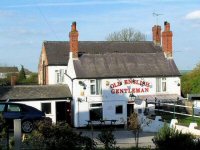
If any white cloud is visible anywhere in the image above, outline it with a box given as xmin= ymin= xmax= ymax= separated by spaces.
xmin=185 ymin=10 xmax=200 ymax=20
xmin=6 ymin=0 xmax=145 ymax=8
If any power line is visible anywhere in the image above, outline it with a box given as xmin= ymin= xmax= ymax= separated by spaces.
xmin=35 ymin=2 xmax=60 ymax=40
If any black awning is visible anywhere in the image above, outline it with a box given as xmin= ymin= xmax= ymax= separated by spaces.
xmin=138 ymin=94 xmax=184 ymax=103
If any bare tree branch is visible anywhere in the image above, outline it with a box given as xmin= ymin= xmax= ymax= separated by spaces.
xmin=106 ymin=27 xmax=146 ymax=41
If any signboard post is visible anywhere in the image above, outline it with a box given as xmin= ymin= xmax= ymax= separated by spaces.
xmin=14 ymin=119 xmax=21 ymax=150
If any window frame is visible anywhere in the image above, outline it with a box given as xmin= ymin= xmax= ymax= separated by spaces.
xmin=41 ymin=102 xmax=52 ymax=114
xmin=115 ymin=105 xmax=123 ymax=114
xmin=156 ymin=77 xmax=167 ymax=93
xmin=55 ymin=69 xmax=64 ymax=84
xmin=90 ymin=80 xmax=96 ymax=95
xmin=0 ymin=104 xmax=6 ymax=112
xmin=162 ymin=77 xmax=166 ymax=92
xmin=7 ymin=104 xmax=21 ymax=112
xmin=89 ymin=103 xmax=103 ymax=121
xmin=90 ymin=79 xmax=102 ymax=95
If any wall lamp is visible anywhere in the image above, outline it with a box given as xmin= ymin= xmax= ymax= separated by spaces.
xmin=79 ymin=81 xmax=87 ymax=90
xmin=129 ymin=93 xmax=136 ymax=102
xmin=77 ymin=97 xmax=87 ymax=102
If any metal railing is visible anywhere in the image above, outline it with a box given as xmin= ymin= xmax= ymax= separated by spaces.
xmin=148 ymin=101 xmax=200 ymax=120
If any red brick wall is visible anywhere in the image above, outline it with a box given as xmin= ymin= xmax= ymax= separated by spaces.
xmin=152 ymin=25 xmax=161 ymax=46
xmin=162 ymin=22 xmax=173 ymax=57
xmin=69 ymin=22 xmax=79 ymax=58
xmin=38 ymin=45 xmax=49 ymax=85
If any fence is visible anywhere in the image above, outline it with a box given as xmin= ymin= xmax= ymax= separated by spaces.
xmin=148 ymin=100 xmax=200 ymax=119
xmin=144 ymin=100 xmax=200 ymax=135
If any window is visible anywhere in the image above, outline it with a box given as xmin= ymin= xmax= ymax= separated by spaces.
xmin=55 ymin=69 xmax=64 ymax=84
xmin=0 ymin=104 xmax=5 ymax=112
xmin=115 ymin=105 xmax=123 ymax=114
xmin=41 ymin=103 xmax=51 ymax=114
xmin=162 ymin=78 xmax=166 ymax=92
xmin=90 ymin=79 xmax=102 ymax=95
xmin=156 ymin=78 xmax=167 ymax=92
xmin=7 ymin=104 xmax=21 ymax=112
xmin=138 ymin=109 xmax=142 ymax=114
xmin=91 ymin=103 xmax=102 ymax=107
xmin=90 ymin=80 xmax=95 ymax=95
xmin=89 ymin=103 xmax=102 ymax=121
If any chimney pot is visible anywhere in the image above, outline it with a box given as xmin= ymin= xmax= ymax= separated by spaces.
xmin=71 ymin=21 xmax=77 ymax=31
xmin=164 ymin=21 xmax=170 ymax=31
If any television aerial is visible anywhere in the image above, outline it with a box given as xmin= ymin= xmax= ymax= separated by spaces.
xmin=153 ymin=12 xmax=163 ymax=25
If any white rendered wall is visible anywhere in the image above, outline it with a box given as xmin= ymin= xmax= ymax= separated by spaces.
xmin=66 ymin=52 xmax=77 ymax=79
xmin=166 ymin=77 xmax=181 ymax=95
xmin=69 ymin=77 xmax=181 ymax=127
xmin=48 ymin=66 xmax=67 ymax=85
xmin=15 ymin=100 xmax=68 ymax=123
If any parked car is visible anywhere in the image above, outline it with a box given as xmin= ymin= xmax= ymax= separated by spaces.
xmin=0 ymin=102 xmax=45 ymax=133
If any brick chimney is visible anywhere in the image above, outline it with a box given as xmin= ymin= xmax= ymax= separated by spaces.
xmin=152 ymin=25 xmax=161 ymax=46
xmin=11 ymin=75 xmax=17 ymax=86
xmin=162 ymin=21 xmax=173 ymax=57
xmin=69 ymin=21 xmax=79 ymax=59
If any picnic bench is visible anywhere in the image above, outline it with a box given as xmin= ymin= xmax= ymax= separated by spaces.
xmin=86 ymin=119 xmax=117 ymax=127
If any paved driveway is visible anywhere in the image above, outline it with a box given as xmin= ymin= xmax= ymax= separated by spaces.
xmin=76 ymin=128 xmax=156 ymax=148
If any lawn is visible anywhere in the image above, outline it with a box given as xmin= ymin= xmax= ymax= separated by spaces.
xmin=155 ymin=111 xmax=200 ymax=127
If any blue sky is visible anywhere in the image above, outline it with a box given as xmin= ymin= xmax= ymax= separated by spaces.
xmin=0 ymin=0 xmax=200 ymax=72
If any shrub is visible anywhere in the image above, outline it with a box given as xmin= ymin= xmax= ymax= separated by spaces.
xmin=23 ymin=120 xmax=96 ymax=150
xmin=0 ymin=114 xmax=9 ymax=150
xmin=0 ymin=114 xmax=6 ymax=138
xmin=97 ymin=127 xmax=119 ymax=150
xmin=152 ymin=123 xmax=200 ymax=150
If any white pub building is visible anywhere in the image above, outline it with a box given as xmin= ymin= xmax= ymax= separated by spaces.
xmin=38 ymin=21 xmax=181 ymax=127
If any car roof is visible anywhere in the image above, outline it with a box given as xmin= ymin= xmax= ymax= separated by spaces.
xmin=0 ymin=102 xmax=43 ymax=112
xmin=0 ymin=102 xmax=25 ymax=105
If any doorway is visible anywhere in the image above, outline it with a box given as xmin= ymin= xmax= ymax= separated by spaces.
xmin=56 ymin=101 xmax=71 ymax=124
xmin=127 ymin=103 xmax=134 ymax=118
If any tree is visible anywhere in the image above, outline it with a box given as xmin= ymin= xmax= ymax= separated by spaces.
xmin=25 ymin=73 xmax=38 ymax=84
xmin=106 ymin=27 xmax=146 ymax=41
xmin=128 ymin=112 xmax=150 ymax=149
xmin=128 ymin=112 xmax=141 ymax=148
xmin=181 ymin=63 xmax=200 ymax=97
xmin=18 ymin=65 xmax=26 ymax=82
